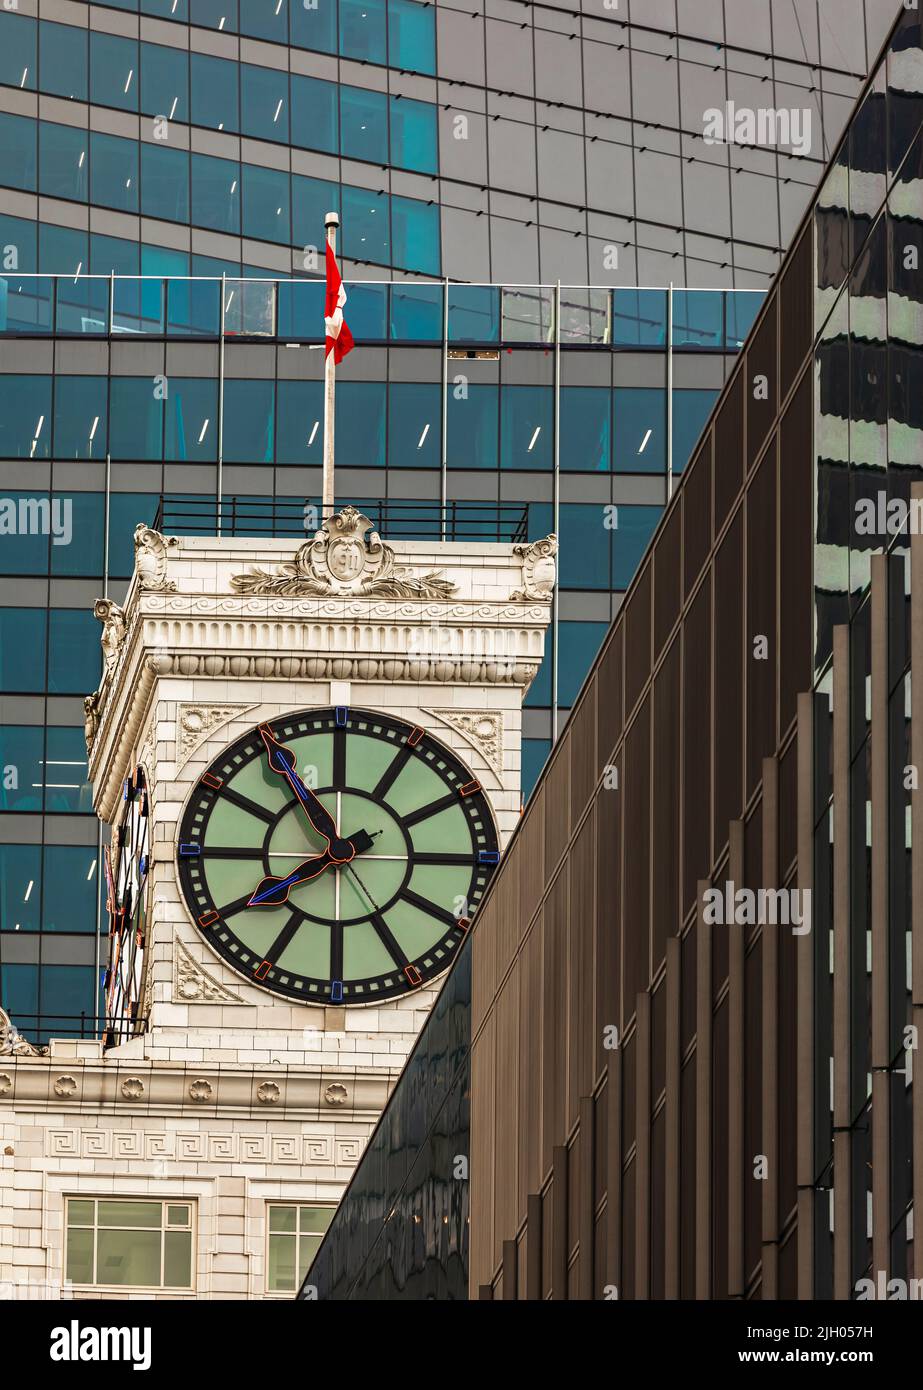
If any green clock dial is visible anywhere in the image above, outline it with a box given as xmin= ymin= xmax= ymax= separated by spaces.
xmin=176 ymin=707 xmax=499 ymax=1004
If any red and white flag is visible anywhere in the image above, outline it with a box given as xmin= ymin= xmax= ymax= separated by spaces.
xmin=324 ymin=241 xmax=354 ymax=364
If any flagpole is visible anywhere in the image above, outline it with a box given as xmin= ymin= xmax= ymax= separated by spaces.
xmin=322 ymin=211 xmax=339 ymax=518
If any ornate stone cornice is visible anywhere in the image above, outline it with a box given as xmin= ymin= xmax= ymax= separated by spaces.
xmin=0 ymin=1007 xmax=47 ymax=1058
xmin=230 ymin=507 xmax=457 ymax=599
xmin=425 ymin=708 xmax=504 ymax=782
xmin=0 ymin=1057 xmax=398 ymax=1122
xmin=175 ymin=702 xmax=258 ymax=770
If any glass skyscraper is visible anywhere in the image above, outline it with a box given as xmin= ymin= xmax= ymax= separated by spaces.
xmin=0 ymin=0 xmax=902 ymax=1039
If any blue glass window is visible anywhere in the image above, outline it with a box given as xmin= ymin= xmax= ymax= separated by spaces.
xmin=291 ymin=0 xmax=337 ymax=53
xmin=613 ymin=387 xmax=666 ymax=473
xmin=48 ymin=609 xmax=101 ymax=694
xmin=448 ymin=286 xmax=499 ymax=343
xmin=39 ymin=964 xmax=97 ymax=1035
xmin=42 ymin=732 xmax=92 ymax=816
xmin=39 ymin=122 xmax=88 ymax=202
xmin=191 ymin=153 xmax=240 ymax=234
xmin=0 ymin=609 xmax=46 ymax=691
xmin=107 ymin=492 xmax=159 ymax=577
xmin=344 ymin=283 xmax=387 ymax=340
xmin=0 ymin=726 xmax=43 ymax=810
xmin=90 ymin=132 xmax=138 ymax=213
xmin=0 ymin=846 xmax=41 ymax=932
xmin=341 ymin=86 xmax=388 ymax=164
xmin=293 ymin=176 xmax=339 ymax=252
xmin=39 ymin=22 xmax=87 ymax=102
xmin=223 ymin=380 xmax=275 ymax=463
xmin=140 ymin=43 xmax=189 ymax=124
xmin=390 ymin=97 xmax=437 ymax=175
xmin=241 ymin=0 xmax=288 ymax=41
xmin=610 ymin=505 xmax=662 ymax=589
xmin=0 ymin=493 xmax=53 ymax=574
xmin=277 ymin=380 xmax=324 ymax=465
xmin=500 ymin=386 xmax=553 ymax=470
xmin=558 ymin=505 xmax=610 ymax=589
xmin=389 ymin=0 xmax=436 ymax=74
xmin=90 ymin=32 xmax=139 ymax=112
xmin=141 ymin=143 xmax=189 ymax=223
xmin=109 ymin=378 xmax=164 ymax=460
xmin=43 ymin=846 xmax=97 ymax=924
xmin=341 ymin=186 xmax=389 ymax=264
xmin=53 ymin=377 xmax=108 ymax=461
xmin=672 ymin=388 xmax=718 ymax=474
xmin=0 ymin=965 xmax=39 ymax=1034
xmin=447 ymin=384 xmax=498 ymax=469
xmin=612 ymin=289 xmax=666 ymax=347
xmin=165 ymin=377 xmax=218 ymax=462
xmin=91 ymin=233 xmax=139 ymax=276
xmin=0 ymin=113 xmax=36 ymax=191
xmin=242 ymin=164 xmax=290 ymax=243
xmin=277 ymin=279 xmax=324 ymax=339
xmin=558 ymin=622 xmax=609 ymax=706
xmin=521 ymin=738 xmax=551 ymax=801
xmin=672 ymin=290 xmax=723 ymax=349
xmin=291 ymin=75 xmax=338 ymax=155
xmin=560 ymin=387 xmax=610 ymax=471
xmin=241 ymin=63 xmax=289 ymax=143
xmin=0 ymin=13 xmax=36 ymax=91
xmin=340 ymin=0 xmax=386 ymax=62
xmin=38 ymin=224 xmax=85 ymax=276
xmin=0 ymin=376 xmax=51 ymax=459
xmin=336 ymin=382 xmax=385 ymax=468
xmin=50 ymin=492 xmax=103 ymax=577
xmin=389 ymin=383 xmax=440 ymax=467
xmin=725 ymin=291 xmax=763 ymax=348
xmin=390 ymin=284 xmax=442 ymax=341
xmin=190 ymin=53 xmax=239 ymax=132
xmin=190 ymin=0 xmax=239 ymax=28
xmin=391 ymin=196 xmax=439 ymax=275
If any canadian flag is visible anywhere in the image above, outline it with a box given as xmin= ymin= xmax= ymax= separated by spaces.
xmin=324 ymin=241 xmax=354 ymax=364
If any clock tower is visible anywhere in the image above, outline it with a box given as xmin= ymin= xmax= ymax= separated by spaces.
xmin=0 ymin=506 xmax=554 ymax=1300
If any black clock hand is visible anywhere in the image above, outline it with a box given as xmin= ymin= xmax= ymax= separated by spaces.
xmin=258 ymin=724 xmax=341 ymax=845
xmin=248 ymin=830 xmax=375 ymax=907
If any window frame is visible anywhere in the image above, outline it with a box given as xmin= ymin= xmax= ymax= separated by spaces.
xmin=265 ymin=1202 xmax=335 ymax=1295
xmin=64 ymin=1195 xmax=196 ymax=1293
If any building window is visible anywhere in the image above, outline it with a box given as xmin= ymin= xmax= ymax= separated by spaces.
xmin=267 ymin=1204 xmax=334 ymax=1293
xmin=65 ymin=1198 xmax=194 ymax=1291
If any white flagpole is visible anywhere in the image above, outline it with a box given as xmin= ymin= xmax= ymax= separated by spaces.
xmin=322 ymin=210 xmax=339 ymax=518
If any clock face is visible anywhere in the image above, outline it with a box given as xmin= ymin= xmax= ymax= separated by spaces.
xmin=103 ymin=764 xmax=150 ymax=1039
xmin=176 ymin=708 xmax=500 ymax=1005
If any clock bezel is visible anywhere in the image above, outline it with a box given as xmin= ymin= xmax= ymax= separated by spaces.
xmin=175 ymin=706 xmax=500 ymax=1007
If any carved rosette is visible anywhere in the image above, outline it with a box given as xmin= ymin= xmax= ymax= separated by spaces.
xmin=174 ymin=935 xmax=243 ymax=1004
xmin=230 ymin=506 xmax=457 ymax=599
xmin=134 ymin=525 xmax=178 ymax=592
xmin=511 ymin=534 xmax=558 ymax=601
xmin=176 ymin=703 xmax=257 ymax=769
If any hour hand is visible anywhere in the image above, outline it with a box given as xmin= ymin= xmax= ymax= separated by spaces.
xmin=248 ymin=849 xmax=335 ymax=908
xmin=258 ymin=724 xmax=338 ymax=841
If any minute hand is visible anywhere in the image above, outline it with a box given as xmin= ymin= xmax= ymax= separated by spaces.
xmin=259 ymin=724 xmax=339 ymax=842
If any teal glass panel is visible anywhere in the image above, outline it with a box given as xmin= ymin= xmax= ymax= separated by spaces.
xmin=109 ymin=378 xmax=164 ymax=460
xmin=141 ymin=144 xmax=189 ymax=223
xmin=140 ymin=41 xmax=188 ymax=123
xmin=0 ymin=376 xmax=51 ymax=458
xmin=725 ymin=291 xmax=763 ymax=347
xmin=190 ymin=52 xmax=238 ymax=132
xmin=43 ymin=846 xmax=96 ymax=925
xmin=672 ymin=289 xmax=723 ymax=349
xmin=242 ymin=163 xmax=290 ymax=243
xmin=107 ymin=493 xmax=159 ymax=577
xmin=390 ymin=284 xmax=442 ymax=341
xmin=0 ymin=113 xmax=35 ymax=191
xmin=292 ymin=176 xmax=339 ymax=251
xmin=335 ymin=382 xmax=384 ymax=467
xmin=673 ymin=388 xmax=718 ymax=473
xmin=50 ymin=493 xmax=104 ymax=577
xmin=291 ymin=0 xmax=337 ymax=52
xmin=388 ymin=383 xmax=440 ymax=467
xmin=341 ymin=86 xmax=388 ymax=164
xmin=558 ymin=622 xmax=609 ymax=706
xmin=277 ymin=380 xmax=323 ymax=465
xmin=191 ymin=0 xmax=238 ymax=27
xmin=391 ymin=196 xmax=439 ymax=275
xmin=341 ymin=186 xmax=389 ymax=265
xmin=90 ymin=132 xmax=138 ymax=213
xmin=560 ymin=387 xmax=610 ymax=471
xmin=390 ymin=96 xmax=437 ymax=174
xmin=613 ymin=387 xmax=666 ymax=473
xmin=340 ymin=0 xmax=386 ymax=62
xmin=500 ymin=385 xmax=552 ymax=469
xmin=389 ymin=0 xmax=435 ymax=73
xmin=191 ymin=153 xmax=240 ymax=234
xmin=0 ymin=726 xmax=43 ymax=810
xmin=48 ymin=609 xmax=101 ymax=693
xmin=223 ymin=380 xmax=274 ymax=463
xmin=0 ymin=609 xmax=46 ymax=691
xmin=447 ymin=384 xmax=498 ymax=469
xmin=0 ymin=844 xmax=41 ymax=930
xmin=39 ymin=22 xmax=87 ymax=102
xmin=559 ymin=504 xmax=610 ymax=589
xmin=612 ymin=289 xmax=666 ymax=347
xmin=610 ymin=505 xmax=663 ymax=588
xmin=241 ymin=0 xmax=287 ymax=40
xmin=241 ymin=63 xmax=289 ymax=143
xmin=38 ymin=123 xmax=87 ymax=202
xmin=90 ymin=32 xmax=139 ymax=112
xmin=0 ymin=13 xmax=36 ymax=91
xmin=165 ymin=378 xmax=218 ymax=462
xmin=291 ymin=75 xmax=338 ymax=154
xmin=448 ymin=286 xmax=499 ymax=343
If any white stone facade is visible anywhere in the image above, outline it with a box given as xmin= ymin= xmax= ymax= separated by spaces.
xmin=0 ymin=511 xmax=554 ymax=1299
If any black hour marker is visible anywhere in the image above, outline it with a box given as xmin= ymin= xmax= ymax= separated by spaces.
xmin=400 ymin=888 xmax=459 ymax=928
xmin=372 ymin=744 xmax=411 ymax=800
xmin=213 ymin=786 xmax=277 ymax=824
xmin=402 ymin=792 xmax=456 ymax=828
